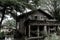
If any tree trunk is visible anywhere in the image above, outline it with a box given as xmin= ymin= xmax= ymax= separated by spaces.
xmin=0 ymin=7 xmax=6 ymax=28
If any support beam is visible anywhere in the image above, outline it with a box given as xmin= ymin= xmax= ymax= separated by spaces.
xmin=48 ymin=27 xmax=50 ymax=35
xmin=37 ymin=26 xmax=40 ymax=40
xmin=25 ymin=27 xmax=26 ymax=36
xmin=16 ymin=22 xmax=19 ymax=30
xmin=29 ymin=25 xmax=30 ymax=37
xmin=37 ymin=26 xmax=39 ymax=37
xmin=44 ymin=25 xmax=47 ymax=35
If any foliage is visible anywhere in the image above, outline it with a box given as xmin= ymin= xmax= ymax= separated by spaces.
xmin=3 ymin=19 xmax=16 ymax=29
xmin=0 ymin=32 xmax=5 ymax=38
xmin=0 ymin=0 xmax=60 ymax=21
xmin=39 ymin=0 xmax=60 ymax=20
xmin=0 ymin=0 xmax=33 ymax=26
xmin=29 ymin=0 xmax=60 ymax=21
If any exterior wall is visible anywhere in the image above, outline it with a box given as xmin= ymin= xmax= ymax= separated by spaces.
xmin=28 ymin=11 xmax=48 ymax=20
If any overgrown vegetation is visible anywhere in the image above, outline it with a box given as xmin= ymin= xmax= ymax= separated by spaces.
xmin=3 ymin=19 xmax=16 ymax=29
xmin=0 ymin=0 xmax=60 ymax=40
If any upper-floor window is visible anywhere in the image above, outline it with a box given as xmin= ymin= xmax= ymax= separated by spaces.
xmin=28 ymin=15 xmax=47 ymax=20
xmin=34 ymin=16 xmax=38 ymax=20
xmin=44 ymin=16 xmax=47 ymax=20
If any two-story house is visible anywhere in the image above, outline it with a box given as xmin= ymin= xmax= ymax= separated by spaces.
xmin=17 ymin=9 xmax=60 ymax=40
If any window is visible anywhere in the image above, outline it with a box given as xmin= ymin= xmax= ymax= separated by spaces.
xmin=34 ymin=16 xmax=38 ymax=20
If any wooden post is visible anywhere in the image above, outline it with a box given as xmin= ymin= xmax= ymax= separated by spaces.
xmin=37 ymin=26 xmax=39 ymax=37
xmin=37 ymin=26 xmax=39 ymax=40
xmin=48 ymin=26 xmax=50 ymax=35
xmin=25 ymin=27 xmax=27 ymax=40
xmin=29 ymin=25 xmax=30 ymax=37
xmin=25 ymin=27 xmax=26 ymax=36
xmin=44 ymin=25 xmax=47 ymax=35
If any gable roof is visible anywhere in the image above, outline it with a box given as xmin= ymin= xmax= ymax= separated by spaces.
xmin=18 ymin=9 xmax=54 ymax=21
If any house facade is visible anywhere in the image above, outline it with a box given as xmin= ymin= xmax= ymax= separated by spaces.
xmin=17 ymin=9 xmax=60 ymax=40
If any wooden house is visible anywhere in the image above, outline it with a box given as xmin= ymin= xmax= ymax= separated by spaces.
xmin=17 ymin=9 xmax=60 ymax=40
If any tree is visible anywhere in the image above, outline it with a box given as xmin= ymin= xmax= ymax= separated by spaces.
xmin=38 ymin=0 xmax=60 ymax=20
xmin=3 ymin=19 xmax=16 ymax=29
xmin=0 ymin=0 xmax=30 ymax=27
xmin=0 ymin=0 xmax=39 ymax=26
xmin=28 ymin=0 xmax=60 ymax=21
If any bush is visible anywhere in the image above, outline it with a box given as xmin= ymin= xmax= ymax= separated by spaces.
xmin=0 ymin=32 xmax=5 ymax=39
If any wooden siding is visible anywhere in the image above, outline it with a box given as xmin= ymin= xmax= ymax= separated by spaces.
xmin=28 ymin=11 xmax=48 ymax=20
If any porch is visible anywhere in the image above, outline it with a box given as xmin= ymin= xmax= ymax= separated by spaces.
xmin=24 ymin=20 xmax=60 ymax=40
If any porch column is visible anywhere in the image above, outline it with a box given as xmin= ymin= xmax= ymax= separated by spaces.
xmin=29 ymin=25 xmax=30 ymax=37
xmin=48 ymin=27 xmax=50 ymax=35
xmin=25 ymin=27 xmax=26 ymax=36
xmin=37 ymin=26 xmax=40 ymax=40
xmin=25 ymin=27 xmax=27 ymax=40
xmin=37 ymin=26 xmax=39 ymax=37
xmin=44 ymin=25 xmax=47 ymax=35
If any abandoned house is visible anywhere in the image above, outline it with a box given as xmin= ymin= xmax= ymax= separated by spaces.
xmin=17 ymin=9 xmax=60 ymax=40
